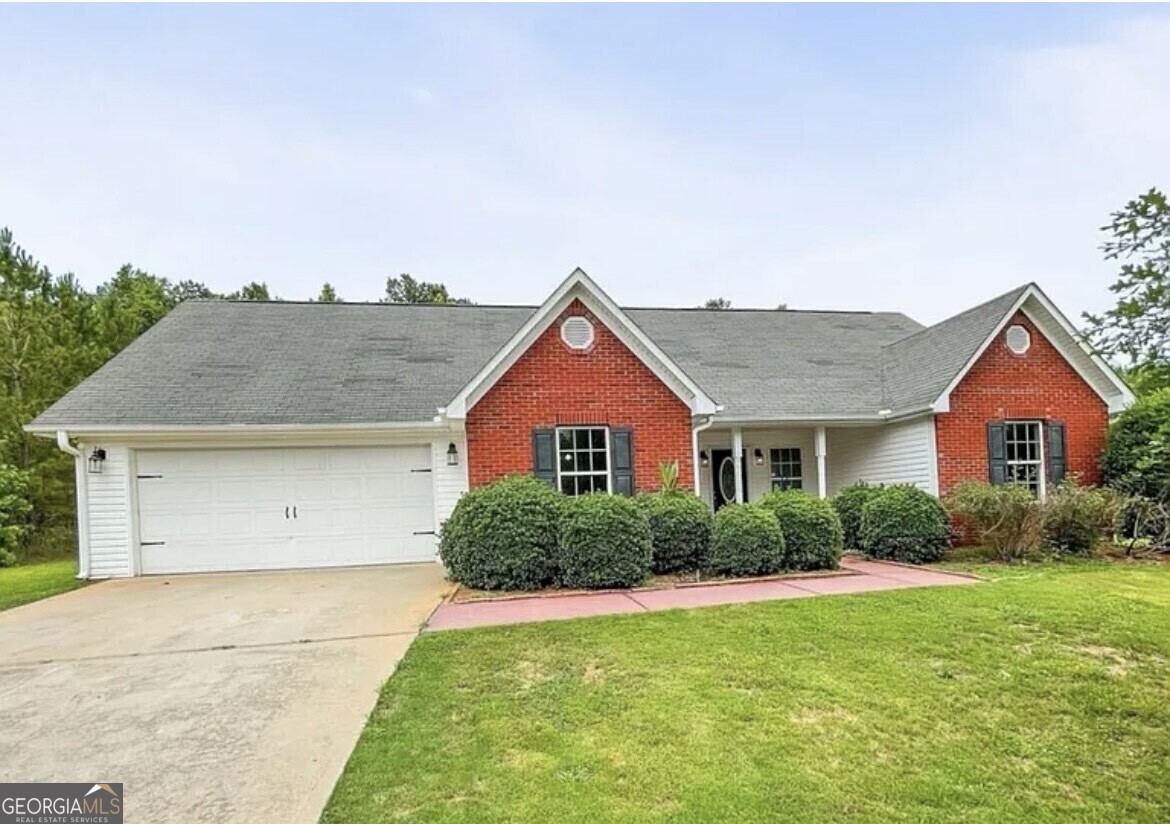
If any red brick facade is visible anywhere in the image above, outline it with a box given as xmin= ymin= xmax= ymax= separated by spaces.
xmin=465 ymin=299 xmax=694 ymax=491
xmin=935 ymin=311 xmax=1108 ymax=496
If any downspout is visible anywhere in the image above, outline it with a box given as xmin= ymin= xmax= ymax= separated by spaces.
xmin=55 ymin=431 xmax=89 ymax=580
xmin=691 ymin=415 xmax=715 ymax=496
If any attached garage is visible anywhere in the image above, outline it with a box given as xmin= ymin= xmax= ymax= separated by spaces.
xmin=135 ymin=446 xmax=437 ymax=575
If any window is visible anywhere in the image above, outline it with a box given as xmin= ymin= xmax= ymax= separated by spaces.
xmin=1004 ymin=421 xmax=1043 ymax=495
xmin=769 ymin=448 xmax=803 ymax=491
xmin=557 ymin=427 xmax=609 ymax=495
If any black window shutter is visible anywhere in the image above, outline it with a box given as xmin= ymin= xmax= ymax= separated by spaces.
xmin=611 ymin=428 xmax=635 ymax=496
xmin=1046 ymin=421 xmax=1066 ymax=487
xmin=987 ymin=422 xmax=1007 ymax=485
xmin=532 ymin=429 xmax=556 ymax=488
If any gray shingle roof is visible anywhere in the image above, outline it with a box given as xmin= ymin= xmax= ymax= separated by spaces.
xmin=880 ymin=284 xmax=1032 ymax=414
xmin=29 ymin=288 xmax=1035 ymax=430
xmin=628 ymin=309 xmax=921 ymax=418
xmin=31 ymin=302 xmax=533 ymax=427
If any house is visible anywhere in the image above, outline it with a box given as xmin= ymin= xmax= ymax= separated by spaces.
xmin=27 ymin=270 xmax=1133 ymax=579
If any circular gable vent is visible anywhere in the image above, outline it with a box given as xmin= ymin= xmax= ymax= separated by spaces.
xmin=560 ymin=316 xmax=595 ymax=350
xmin=1005 ymin=324 xmax=1031 ymax=355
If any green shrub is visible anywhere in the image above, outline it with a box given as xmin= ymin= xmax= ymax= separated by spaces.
xmin=1112 ymin=494 xmax=1170 ymax=554
xmin=439 ymin=474 xmax=563 ymax=590
xmin=946 ymin=481 xmax=1041 ymax=563
xmin=706 ymin=503 xmax=785 ymax=577
xmin=757 ymin=489 xmax=842 ymax=570
xmin=1041 ymin=477 xmax=1113 ymax=556
xmin=860 ymin=484 xmax=950 ymax=564
xmin=1101 ymin=388 xmax=1170 ymax=500
xmin=558 ymin=494 xmax=653 ymax=589
xmin=0 ymin=464 xmax=31 ymax=566
xmin=832 ymin=481 xmax=883 ymax=550
xmin=636 ymin=491 xmax=713 ymax=573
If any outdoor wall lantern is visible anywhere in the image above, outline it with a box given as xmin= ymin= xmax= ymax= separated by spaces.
xmin=446 ymin=442 xmax=459 ymax=466
xmin=699 ymin=450 xmax=710 ymax=468
xmin=88 ymin=447 xmax=107 ymax=474
xmin=753 ymin=448 xmax=765 ymax=466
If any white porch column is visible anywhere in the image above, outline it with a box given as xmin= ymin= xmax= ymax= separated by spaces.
xmin=815 ymin=426 xmax=828 ymax=499
xmin=732 ymin=427 xmax=745 ymax=503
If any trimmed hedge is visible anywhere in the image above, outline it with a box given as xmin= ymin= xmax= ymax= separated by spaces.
xmin=757 ymin=489 xmax=843 ymax=570
xmin=558 ymin=494 xmax=653 ymax=589
xmin=860 ymin=484 xmax=950 ymax=564
xmin=706 ymin=503 xmax=785 ymax=577
xmin=439 ymin=474 xmax=563 ymax=590
xmin=636 ymin=491 xmax=713 ymax=573
xmin=832 ymin=482 xmax=883 ymax=550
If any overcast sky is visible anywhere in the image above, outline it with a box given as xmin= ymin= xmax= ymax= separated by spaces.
xmin=1 ymin=4 xmax=1168 ymax=324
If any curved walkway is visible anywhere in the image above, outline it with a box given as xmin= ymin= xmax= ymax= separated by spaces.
xmin=425 ymin=557 xmax=978 ymax=631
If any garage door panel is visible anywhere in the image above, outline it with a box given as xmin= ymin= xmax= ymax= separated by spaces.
xmin=137 ymin=446 xmax=436 ymax=574
xmin=219 ymin=478 xmax=288 ymax=502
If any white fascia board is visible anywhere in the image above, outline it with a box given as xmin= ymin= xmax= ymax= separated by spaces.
xmin=444 ymin=268 xmax=717 ymax=419
xmin=930 ymin=285 xmax=1135 ymax=415
xmin=25 ymin=421 xmax=452 ymax=438
xmin=709 ymin=414 xmax=887 ymax=427
xmin=1023 ymin=287 xmax=1136 ymax=413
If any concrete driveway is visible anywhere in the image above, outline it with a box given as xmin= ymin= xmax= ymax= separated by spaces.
xmin=0 ymin=563 xmax=450 ymax=823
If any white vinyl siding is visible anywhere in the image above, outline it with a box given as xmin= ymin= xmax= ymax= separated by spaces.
xmin=432 ymin=435 xmax=469 ymax=533
xmin=825 ymin=418 xmax=936 ymax=494
xmin=82 ymin=443 xmax=134 ymax=579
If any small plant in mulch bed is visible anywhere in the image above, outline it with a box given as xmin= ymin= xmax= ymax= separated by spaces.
xmin=706 ymin=503 xmax=785 ymax=577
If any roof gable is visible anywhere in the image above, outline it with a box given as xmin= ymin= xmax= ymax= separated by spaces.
xmin=882 ymin=283 xmax=1134 ymax=415
xmin=443 ymin=269 xmax=719 ymax=419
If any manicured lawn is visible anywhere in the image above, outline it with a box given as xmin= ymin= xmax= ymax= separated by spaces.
xmin=323 ymin=563 xmax=1170 ymax=823
xmin=0 ymin=559 xmax=83 ymax=611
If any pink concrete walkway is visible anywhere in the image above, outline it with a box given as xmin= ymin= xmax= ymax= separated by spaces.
xmin=424 ymin=557 xmax=978 ymax=632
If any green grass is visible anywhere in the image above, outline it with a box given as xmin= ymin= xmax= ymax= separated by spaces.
xmin=0 ymin=559 xmax=83 ymax=611
xmin=323 ymin=563 xmax=1170 ymax=823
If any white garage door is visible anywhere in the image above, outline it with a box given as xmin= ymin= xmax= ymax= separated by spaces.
xmin=136 ymin=446 xmax=436 ymax=574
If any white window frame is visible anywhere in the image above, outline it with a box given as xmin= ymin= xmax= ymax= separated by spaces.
xmin=555 ymin=426 xmax=612 ymax=496
xmin=1004 ymin=420 xmax=1046 ymax=500
xmin=769 ymin=447 xmax=804 ymax=492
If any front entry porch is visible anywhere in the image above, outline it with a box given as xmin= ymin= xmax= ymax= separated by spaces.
xmin=694 ymin=419 xmax=939 ymax=508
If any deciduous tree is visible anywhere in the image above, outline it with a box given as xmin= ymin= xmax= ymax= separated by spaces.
xmin=1084 ymin=188 xmax=1170 ymax=393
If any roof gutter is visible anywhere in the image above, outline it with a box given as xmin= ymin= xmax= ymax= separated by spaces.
xmin=55 ymin=431 xmax=89 ymax=580
xmin=25 ymin=420 xmax=453 ymax=437
xmin=691 ymin=415 xmax=716 ymax=495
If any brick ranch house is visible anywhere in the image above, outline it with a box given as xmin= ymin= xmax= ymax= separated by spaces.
xmin=29 ymin=270 xmax=1133 ymax=578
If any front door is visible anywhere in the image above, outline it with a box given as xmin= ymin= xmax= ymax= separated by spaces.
xmin=710 ymin=449 xmax=748 ymax=510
